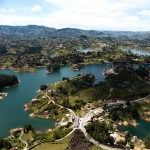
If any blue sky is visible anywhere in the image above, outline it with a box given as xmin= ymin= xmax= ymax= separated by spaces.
xmin=0 ymin=0 xmax=150 ymax=31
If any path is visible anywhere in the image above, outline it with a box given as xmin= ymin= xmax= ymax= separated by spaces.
xmin=19 ymin=130 xmax=28 ymax=150
xmin=55 ymin=128 xmax=76 ymax=142
xmin=131 ymin=95 xmax=150 ymax=103
xmin=44 ymin=90 xmax=150 ymax=149
xmin=45 ymin=91 xmax=122 ymax=149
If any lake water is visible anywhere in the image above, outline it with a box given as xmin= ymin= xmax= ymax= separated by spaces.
xmin=118 ymin=119 xmax=150 ymax=139
xmin=0 ymin=64 xmax=111 ymax=137
xmin=122 ymin=48 xmax=150 ymax=56
xmin=77 ymin=48 xmax=95 ymax=53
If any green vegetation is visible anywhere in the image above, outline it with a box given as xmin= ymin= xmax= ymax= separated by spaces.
xmin=27 ymin=97 xmax=68 ymax=121
xmin=86 ymin=121 xmax=114 ymax=145
xmin=7 ymin=131 xmax=25 ymax=150
xmin=47 ymin=62 xmax=60 ymax=73
xmin=0 ymin=74 xmax=18 ymax=90
xmin=0 ymin=138 xmax=11 ymax=150
xmin=108 ymin=103 xmax=140 ymax=122
xmin=71 ymin=63 xmax=82 ymax=70
xmin=47 ymin=74 xmax=95 ymax=109
xmin=1 ymin=25 xmax=150 ymax=149
xmin=134 ymin=98 xmax=150 ymax=120
xmin=34 ymin=130 xmax=73 ymax=150
xmin=1 ymin=25 xmax=150 ymax=73
xmin=40 ymin=84 xmax=47 ymax=91
xmin=23 ymin=124 xmax=33 ymax=133
xmin=144 ymin=134 xmax=150 ymax=149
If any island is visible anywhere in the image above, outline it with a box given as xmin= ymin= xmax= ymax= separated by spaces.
xmin=0 ymin=74 xmax=19 ymax=100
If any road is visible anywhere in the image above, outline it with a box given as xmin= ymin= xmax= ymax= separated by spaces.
xmin=45 ymin=92 xmax=76 ymax=122
xmin=130 ymin=95 xmax=150 ymax=103
xmin=79 ymin=107 xmax=121 ymax=150
xmin=45 ymin=91 xmax=134 ymax=150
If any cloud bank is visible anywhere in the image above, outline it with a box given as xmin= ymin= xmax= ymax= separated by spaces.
xmin=0 ymin=0 xmax=150 ymax=31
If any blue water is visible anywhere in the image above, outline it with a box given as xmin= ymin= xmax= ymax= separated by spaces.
xmin=122 ymin=48 xmax=150 ymax=56
xmin=0 ymin=64 xmax=111 ymax=137
xmin=118 ymin=119 xmax=150 ymax=139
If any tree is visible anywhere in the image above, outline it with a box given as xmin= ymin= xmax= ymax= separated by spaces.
xmin=130 ymin=142 xmax=134 ymax=149
xmin=23 ymin=124 xmax=33 ymax=133
xmin=144 ymin=134 xmax=150 ymax=149
xmin=0 ymin=74 xmax=19 ymax=89
xmin=0 ymin=138 xmax=11 ymax=149
xmin=125 ymin=132 xmax=131 ymax=142
xmin=47 ymin=62 xmax=60 ymax=73
xmin=40 ymin=84 xmax=47 ymax=91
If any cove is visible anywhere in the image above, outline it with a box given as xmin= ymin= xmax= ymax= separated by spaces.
xmin=118 ymin=119 xmax=150 ymax=139
xmin=0 ymin=64 xmax=111 ymax=137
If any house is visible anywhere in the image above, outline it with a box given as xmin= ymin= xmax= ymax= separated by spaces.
xmin=110 ymin=132 xmax=125 ymax=144
xmin=93 ymin=108 xmax=104 ymax=115
xmin=31 ymin=98 xmax=38 ymax=103
xmin=107 ymin=100 xmax=127 ymax=110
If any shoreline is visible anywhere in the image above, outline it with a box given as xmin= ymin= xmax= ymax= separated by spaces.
xmin=0 ymin=63 xmax=106 ymax=73
xmin=118 ymin=119 xmax=138 ymax=127
xmin=0 ymin=93 xmax=8 ymax=100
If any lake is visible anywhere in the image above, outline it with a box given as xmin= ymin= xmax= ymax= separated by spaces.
xmin=0 ymin=64 xmax=111 ymax=137
xmin=118 ymin=119 xmax=150 ymax=139
xmin=77 ymin=48 xmax=95 ymax=53
xmin=122 ymin=48 xmax=150 ymax=56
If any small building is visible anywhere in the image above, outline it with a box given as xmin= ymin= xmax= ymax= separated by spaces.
xmin=93 ymin=108 xmax=103 ymax=115
xmin=107 ymin=100 xmax=127 ymax=110
xmin=66 ymin=114 xmax=70 ymax=117
xmin=110 ymin=132 xmax=125 ymax=144
xmin=31 ymin=98 xmax=38 ymax=103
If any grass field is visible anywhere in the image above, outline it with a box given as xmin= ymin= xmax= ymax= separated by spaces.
xmin=34 ymin=132 xmax=72 ymax=150
xmin=34 ymin=131 xmax=104 ymax=150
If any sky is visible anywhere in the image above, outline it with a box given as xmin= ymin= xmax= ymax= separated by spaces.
xmin=0 ymin=0 xmax=150 ymax=31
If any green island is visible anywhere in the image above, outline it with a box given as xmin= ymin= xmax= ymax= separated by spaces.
xmin=0 ymin=25 xmax=150 ymax=150
xmin=0 ymin=74 xmax=19 ymax=100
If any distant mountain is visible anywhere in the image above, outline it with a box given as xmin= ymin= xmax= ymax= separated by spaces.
xmin=0 ymin=25 xmax=56 ymax=38
xmin=0 ymin=25 xmax=96 ymax=38
xmin=0 ymin=25 xmax=150 ymax=42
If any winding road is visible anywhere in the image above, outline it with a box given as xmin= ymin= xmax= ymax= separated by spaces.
xmin=79 ymin=108 xmax=121 ymax=150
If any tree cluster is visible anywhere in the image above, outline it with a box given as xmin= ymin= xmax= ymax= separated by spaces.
xmin=0 ymin=74 xmax=18 ymax=89
xmin=86 ymin=121 xmax=114 ymax=145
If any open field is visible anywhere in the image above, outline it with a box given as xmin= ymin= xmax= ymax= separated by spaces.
xmin=34 ymin=132 xmax=72 ymax=150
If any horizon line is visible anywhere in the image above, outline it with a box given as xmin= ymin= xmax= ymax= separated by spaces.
xmin=0 ymin=24 xmax=150 ymax=32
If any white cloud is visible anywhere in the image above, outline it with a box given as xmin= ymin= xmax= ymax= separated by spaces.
xmin=1 ymin=0 xmax=150 ymax=31
xmin=30 ymin=5 xmax=42 ymax=12
xmin=8 ymin=9 xmax=14 ymax=13
xmin=0 ymin=15 xmax=42 ymax=26
xmin=0 ymin=8 xmax=6 ymax=13
xmin=138 ymin=9 xmax=150 ymax=17
xmin=0 ymin=8 xmax=14 ymax=13
xmin=42 ymin=0 xmax=146 ymax=30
